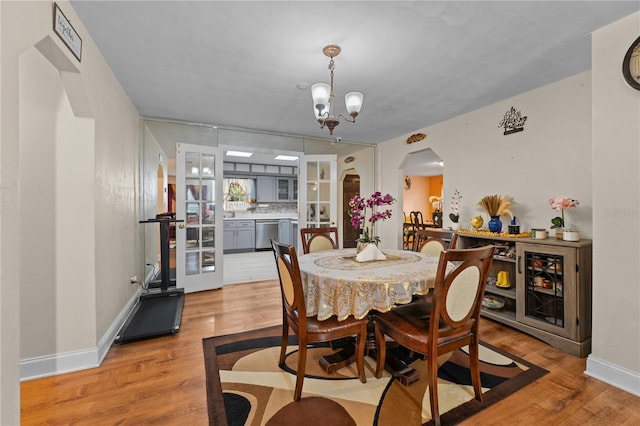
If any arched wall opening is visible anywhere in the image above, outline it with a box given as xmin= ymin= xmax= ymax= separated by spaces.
xmin=19 ymin=37 xmax=96 ymax=371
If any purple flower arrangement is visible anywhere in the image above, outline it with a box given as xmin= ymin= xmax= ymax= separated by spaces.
xmin=348 ymin=191 xmax=395 ymax=244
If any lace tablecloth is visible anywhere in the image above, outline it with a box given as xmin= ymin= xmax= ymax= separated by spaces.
xmin=297 ymin=248 xmax=441 ymax=321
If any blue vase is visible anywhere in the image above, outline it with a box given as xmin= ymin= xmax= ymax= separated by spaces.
xmin=488 ymin=216 xmax=502 ymax=233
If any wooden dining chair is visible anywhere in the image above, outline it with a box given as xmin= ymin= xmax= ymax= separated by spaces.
xmin=413 ymin=229 xmax=458 ymax=255
xmin=410 ymin=211 xmax=424 ymax=228
xmin=271 ymin=240 xmax=368 ymax=401
xmin=300 ymin=226 xmax=339 ymax=254
xmin=374 ymin=246 xmax=495 ymax=426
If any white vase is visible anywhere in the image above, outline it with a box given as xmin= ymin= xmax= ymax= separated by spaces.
xmin=356 ymin=242 xmax=369 ymax=254
xmin=562 ymin=228 xmax=580 ymax=241
xmin=451 ymin=222 xmax=460 ymax=231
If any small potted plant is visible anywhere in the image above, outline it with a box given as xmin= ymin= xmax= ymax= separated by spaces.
xmin=549 ymin=195 xmax=579 ymax=239
xmin=349 ymin=191 xmax=395 ymax=251
xmin=449 ymin=189 xmax=461 ymax=230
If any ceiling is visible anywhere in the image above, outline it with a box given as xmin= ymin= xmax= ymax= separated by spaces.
xmin=70 ymin=1 xmax=639 ymax=145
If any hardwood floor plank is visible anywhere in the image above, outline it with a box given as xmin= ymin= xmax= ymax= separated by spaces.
xmin=21 ymin=280 xmax=639 ymax=425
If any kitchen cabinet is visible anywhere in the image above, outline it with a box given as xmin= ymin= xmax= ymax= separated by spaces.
xmin=258 ymin=176 xmax=297 ymax=202
xmin=257 ymin=176 xmax=276 ymax=202
xmin=278 ymin=219 xmax=293 ymax=246
xmin=223 ymin=220 xmax=255 ymax=253
xmin=277 ymin=178 xmax=298 ymax=201
xmin=456 ymin=232 xmax=592 ymax=357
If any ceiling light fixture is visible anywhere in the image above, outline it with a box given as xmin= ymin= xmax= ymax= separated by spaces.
xmin=274 ymin=155 xmax=299 ymax=161
xmin=311 ymin=45 xmax=363 ymax=136
xmin=226 ymin=150 xmax=253 ymax=157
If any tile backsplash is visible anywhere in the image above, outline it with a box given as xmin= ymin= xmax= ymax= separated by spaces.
xmin=254 ymin=202 xmax=298 ymax=215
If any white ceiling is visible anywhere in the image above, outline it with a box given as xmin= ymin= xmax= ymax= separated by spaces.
xmin=70 ymin=1 xmax=639 ymax=145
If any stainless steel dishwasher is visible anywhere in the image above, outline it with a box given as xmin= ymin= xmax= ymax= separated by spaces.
xmin=255 ymin=220 xmax=279 ymax=250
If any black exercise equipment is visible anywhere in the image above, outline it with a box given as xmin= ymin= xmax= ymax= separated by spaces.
xmin=115 ymin=214 xmax=185 ymax=344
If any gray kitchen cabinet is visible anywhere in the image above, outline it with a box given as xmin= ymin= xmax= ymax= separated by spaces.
xmin=278 ymin=219 xmax=293 ymax=245
xmin=277 ymin=178 xmax=298 ymax=201
xmin=223 ymin=220 xmax=255 ymax=253
xmin=257 ymin=176 xmax=276 ymax=202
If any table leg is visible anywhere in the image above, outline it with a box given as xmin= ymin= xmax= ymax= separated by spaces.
xmin=319 ymin=341 xmax=355 ymax=374
xmin=318 ymin=315 xmax=420 ymax=386
xmin=375 ymin=348 xmax=421 ymax=386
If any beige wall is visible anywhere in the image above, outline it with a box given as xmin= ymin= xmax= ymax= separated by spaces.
xmin=19 ymin=47 xmax=97 ymax=358
xmin=379 ymin=71 xmax=593 ymax=249
xmin=1 ymin=2 xmax=140 ymax=423
xmin=588 ymin=12 xmax=640 ymax=394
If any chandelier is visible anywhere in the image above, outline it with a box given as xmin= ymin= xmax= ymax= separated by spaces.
xmin=311 ymin=45 xmax=363 ymax=136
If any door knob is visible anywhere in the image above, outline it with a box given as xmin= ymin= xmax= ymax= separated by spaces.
xmin=178 ymin=223 xmax=185 ymax=229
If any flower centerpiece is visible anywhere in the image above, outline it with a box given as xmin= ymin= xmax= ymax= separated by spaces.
xmin=349 ymin=191 xmax=395 ymax=250
xmin=449 ymin=189 xmax=462 ymax=230
xmin=478 ymin=194 xmax=514 ymax=233
xmin=549 ymin=195 xmax=579 ymax=238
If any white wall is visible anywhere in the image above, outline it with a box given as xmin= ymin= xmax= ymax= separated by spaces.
xmin=1 ymin=3 xmax=141 ymax=424
xmin=588 ymin=12 xmax=640 ymax=396
xmin=379 ymin=72 xmax=593 ymax=249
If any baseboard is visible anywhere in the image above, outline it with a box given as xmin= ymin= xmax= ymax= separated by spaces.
xmin=585 ymin=355 xmax=640 ymax=396
xmin=19 ymin=347 xmax=100 ymax=381
xmin=20 ymin=287 xmax=143 ymax=381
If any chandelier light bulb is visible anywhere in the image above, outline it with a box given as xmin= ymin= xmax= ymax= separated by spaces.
xmin=311 ymin=83 xmax=331 ymax=119
xmin=345 ymin=92 xmax=363 ymax=116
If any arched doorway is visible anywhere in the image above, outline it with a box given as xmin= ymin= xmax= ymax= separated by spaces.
xmin=400 ymin=148 xmax=443 ymax=226
xmin=342 ymin=173 xmax=360 ymax=248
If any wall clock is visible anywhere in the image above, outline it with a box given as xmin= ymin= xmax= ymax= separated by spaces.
xmin=622 ymin=35 xmax=640 ymax=90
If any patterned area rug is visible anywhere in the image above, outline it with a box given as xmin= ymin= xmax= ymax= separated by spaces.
xmin=203 ymin=326 xmax=547 ymax=425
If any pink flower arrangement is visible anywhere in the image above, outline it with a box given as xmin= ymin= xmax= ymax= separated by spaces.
xmin=349 ymin=192 xmax=395 ymax=244
xmin=549 ymin=196 xmax=579 ymax=228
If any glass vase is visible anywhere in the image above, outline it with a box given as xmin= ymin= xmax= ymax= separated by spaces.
xmin=488 ymin=216 xmax=502 ymax=233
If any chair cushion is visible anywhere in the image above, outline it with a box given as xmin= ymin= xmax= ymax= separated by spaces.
xmin=309 ymin=236 xmax=335 ymax=252
xmin=305 ymin=315 xmax=368 ymax=341
xmin=277 ymin=257 xmax=295 ymax=305
xmin=376 ymin=305 xmax=470 ymax=349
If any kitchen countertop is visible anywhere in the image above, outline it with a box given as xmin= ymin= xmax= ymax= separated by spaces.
xmin=223 ymin=213 xmax=298 ymax=221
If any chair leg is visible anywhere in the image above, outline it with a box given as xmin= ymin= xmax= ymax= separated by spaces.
xmin=374 ymin=323 xmax=386 ymax=378
xmin=279 ymin=321 xmax=289 ymax=367
xmin=293 ymin=336 xmax=307 ymax=401
xmin=427 ymin=354 xmax=441 ymax=426
xmin=355 ymin=326 xmax=366 ymax=383
xmin=469 ymin=340 xmax=483 ymax=401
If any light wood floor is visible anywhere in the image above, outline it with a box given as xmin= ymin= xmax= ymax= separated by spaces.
xmin=21 ymin=280 xmax=639 ymax=425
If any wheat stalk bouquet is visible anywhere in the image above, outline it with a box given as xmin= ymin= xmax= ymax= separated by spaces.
xmin=478 ymin=194 xmax=514 ymax=218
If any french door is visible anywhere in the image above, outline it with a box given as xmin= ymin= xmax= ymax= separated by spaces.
xmin=299 ymin=155 xmax=338 ymax=244
xmin=175 ymin=143 xmax=224 ymax=292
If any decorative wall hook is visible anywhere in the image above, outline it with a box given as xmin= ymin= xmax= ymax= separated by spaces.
xmin=498 ymin=106 xmax=527 ymax=135
xmin=404 ymin=177 xmax=412 ymax=190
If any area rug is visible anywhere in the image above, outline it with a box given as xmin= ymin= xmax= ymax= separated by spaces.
xmin=203 ymin=326 xmax=547 ymax=425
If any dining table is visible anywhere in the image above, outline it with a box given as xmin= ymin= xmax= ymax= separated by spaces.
xmin=297 ymin=247 xmax=443 ymax=385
